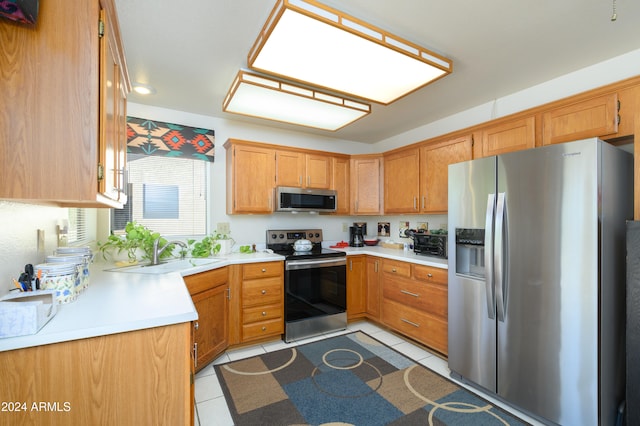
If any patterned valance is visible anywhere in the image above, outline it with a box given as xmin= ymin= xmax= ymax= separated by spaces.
xmin=126 ymin=117 xmax=215 ymax=162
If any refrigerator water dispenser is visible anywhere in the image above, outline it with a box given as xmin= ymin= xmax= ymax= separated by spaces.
xmin=455 ymin=228 xmax=485 ymax=279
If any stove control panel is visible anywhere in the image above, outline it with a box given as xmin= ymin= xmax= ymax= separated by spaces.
xmin=267 ymin=229 xmax=323 ymax=245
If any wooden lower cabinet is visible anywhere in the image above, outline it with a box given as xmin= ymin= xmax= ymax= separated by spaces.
xmin=0 ymin=323 xmax=192 ymax=425
xmin=382 ymin=299 xmax=448 ymax=354
xmin=366 ymin=256 xmax=381 ymax=319
xmin=379 ymin=259 xmax=448 ymax=355
xmin=347 ymin=255 xmax=367 ymax=320
xmin=184 ymin=267 xmax=229 ymax=372
xmin=240 ymin=261 xmax=284 ymax=343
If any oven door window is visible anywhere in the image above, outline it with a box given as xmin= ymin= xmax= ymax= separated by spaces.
xmin=285 ymin=264 xmax=346 ymax=322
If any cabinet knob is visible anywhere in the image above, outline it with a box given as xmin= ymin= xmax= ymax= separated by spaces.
xmin=262 ymin=268 xmax=267 ymax=273
xmin=427 ymin=273 xmax=433 ymax=278
xmin=194 ymin=321 xmax=199 ymax=331
xmin=262 ymin=326 xmax=267 ymax=331
xmin=262 ymin=311 xmax=267 ymax=316
xmin=261 ymin=289 xmax=267 ymax=294
xmin=392 ymin=268 xmax=397 ymax=272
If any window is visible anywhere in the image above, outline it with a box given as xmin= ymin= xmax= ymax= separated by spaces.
xmin=67 ymin=208 xmax=88 ymax=244
xmin=111 ymin=154 xmax=208 ymax=236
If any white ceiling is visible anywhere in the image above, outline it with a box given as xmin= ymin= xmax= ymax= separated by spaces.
xmin=114 ymin=0 xmax=640 ymax=143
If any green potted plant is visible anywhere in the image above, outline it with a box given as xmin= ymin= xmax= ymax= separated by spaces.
xmin=98 ymin=221 xmax=177 ymax=264
xmin=186 ymin=230 xmax=234 ymax=257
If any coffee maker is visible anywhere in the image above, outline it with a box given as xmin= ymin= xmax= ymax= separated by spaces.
xmin=349 ymin=225 xmax=365 ymax=247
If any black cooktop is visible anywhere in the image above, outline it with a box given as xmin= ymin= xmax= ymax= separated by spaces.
xmin=266 ymin=228 xmax=346 ymax=260
xmin=273 ymin=247 xmax=346 ymax=260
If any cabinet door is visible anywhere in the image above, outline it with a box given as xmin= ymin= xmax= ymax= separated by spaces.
xmin=306 ymin=154 xmax=332 ymax=189
xmin=542 ymin=93 xmax=619 ymax=145
xmin=275 ymin=150 xmax=304 ymax=187
xmin=228 ymin=144 xmax=275 ymax=213
xmin=481 ymin=116 xmax=535 ymax=157
xmin=420 ymin=135 xmax=472 ymax=213
xmin=115 ymin=66 xmax=128 ymax=203
xmin=347 ymin=255 xmax=366 ymax=319
xmin=366 ymin=257 xmax=381 ymax=319
xmin=350 ymin=156 xmax=382 ymax=215
xmin=384 ymin=148 xmax=420 ymax=213
xmin=332 ymin=157 xmax=350 ymax=214
xmin=192 ymin=284 xmax=228 ymax=370
xmin=99 ymin=7 xmax=120 ymax=203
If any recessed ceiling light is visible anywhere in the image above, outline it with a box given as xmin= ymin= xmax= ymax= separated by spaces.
xmin=132 ymin=83 xmax=156 ymax=95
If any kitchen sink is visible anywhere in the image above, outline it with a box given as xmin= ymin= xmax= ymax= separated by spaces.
xmin=106 ymin=258 xmax=224 ymax=275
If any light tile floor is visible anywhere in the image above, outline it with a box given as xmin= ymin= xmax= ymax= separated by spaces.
xmin=193 ymin=321 xmax=546 ymax=426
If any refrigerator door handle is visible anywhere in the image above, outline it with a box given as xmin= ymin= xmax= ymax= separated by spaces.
xmin=495 ymin=192 xmax=507 ymax=322
xmin=485 ymin=193 xmax=496 ymax=320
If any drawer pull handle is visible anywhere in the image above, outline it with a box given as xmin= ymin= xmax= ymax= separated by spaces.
xmin=262 ymin=311 xmax=267 ymax=316
xmin=262 ymin=268 xmax=267 ymax=272
xmin=262 ymin=326 xmax=267 ymax=331
xmin=261 ymin=290 xmax=267 ymax=294
xmin=401 ymin=318 xmax=420 ymax=328
xmin=400 ymin=289 xmax=420 ymax=298
xmin=427 ymin=273 xmax=433 ymax=278
xmin=194 ymin=321 xmax=199 ymax=331
xmin=392 ymin=268 xmax=397 ymax=272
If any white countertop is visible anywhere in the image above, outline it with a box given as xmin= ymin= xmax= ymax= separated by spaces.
xmin=0 ymin=251 xmax=284 ymax=353
xmin=0 ymin=248 xmax=441 ymax=353
xmin=337 ymin=246 xmax=448 ymax=269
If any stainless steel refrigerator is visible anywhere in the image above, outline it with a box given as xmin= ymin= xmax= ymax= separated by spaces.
xmin=447 ymin=138 xmax=632 ymax=425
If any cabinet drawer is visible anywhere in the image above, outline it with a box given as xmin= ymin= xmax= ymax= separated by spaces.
xmin=412 ymin=265 xmax=447 ymax=285
xmin=242 ymin=276 xmax=283 ymax=307
xmin=242 ymin=318 xmax=284 ymax=341
xmin=382 ymin=299 xmax=448 ymax=355
xmin=184 ymin=267 xmax=228 ymax=295
xmin=383 ymin=279 xmax=447 ymax=318
xmin=243 ymin=303 xmax=282 ymax=324
xmin=242 ymin=262 xmax=283 ymax=280
xmin=382 ymin=259 xmax=412 ymax=278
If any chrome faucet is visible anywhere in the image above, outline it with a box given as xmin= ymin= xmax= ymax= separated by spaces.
xmin=151 ymin=238 xmax=187 ymax=265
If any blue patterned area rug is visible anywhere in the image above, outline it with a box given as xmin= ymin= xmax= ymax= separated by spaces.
xmin=215 ymin=331 xmax=528 ymax=425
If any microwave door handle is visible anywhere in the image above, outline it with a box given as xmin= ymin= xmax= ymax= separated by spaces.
xmin=485 ymin=193 xmax=496 ymax=320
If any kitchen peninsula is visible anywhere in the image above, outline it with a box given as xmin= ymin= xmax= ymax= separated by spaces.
xmin=0 ymin=252 xmax=281 ymax=425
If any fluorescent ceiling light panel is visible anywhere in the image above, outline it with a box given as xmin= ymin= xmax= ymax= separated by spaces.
xmin=248 ymin=0 xmax=452 ymax=105
xmin=223 ymin=70 xmax=370 ymax=131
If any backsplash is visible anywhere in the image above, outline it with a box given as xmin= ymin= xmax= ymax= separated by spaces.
xmin=0 ymin=201 xmax=69 ymax=295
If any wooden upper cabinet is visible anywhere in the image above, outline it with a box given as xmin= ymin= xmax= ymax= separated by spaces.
xmin=275 ymin=149 xmax=331 ymax=189
xmin=384 ymin=148 xmax=420 ymax=214
xmin=225 ymin=140 xmax=275 ymax=214
xmin=481 ymin=116 xmax=536 ymax=157
xmin=332 ymin=156 xmax=350 ymax=214
xmin=420 ymin=135 xmax=472 ymax=213
xmin=306 ymin=154 xmax=332 ymax=189
xmin=275 ymin=150 xmax=304 ymax=187
xmin=0 ymin=0 xmax=129 ymax=207
xmin=542 ymin=93 xmax=619 ymax=145
xmin=99 ymin=6 xmax=128 ymax=205
xmin=350 ymin=155 xmax=382 ymax=215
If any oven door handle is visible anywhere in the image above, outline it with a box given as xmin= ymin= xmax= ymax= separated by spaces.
xmin=286 ymin=258 xmax=347 ymax=270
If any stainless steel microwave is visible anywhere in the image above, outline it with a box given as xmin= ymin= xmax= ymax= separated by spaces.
xmin=275 ymin=186 xmax=337 ymax=213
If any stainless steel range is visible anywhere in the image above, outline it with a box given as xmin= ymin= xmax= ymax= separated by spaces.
xmin=267 ymin=229 xmax=347 ymax=342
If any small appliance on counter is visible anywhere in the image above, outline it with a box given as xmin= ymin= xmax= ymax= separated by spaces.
xmin=412 ymin=231 xmax=447 ymax=258
xmin=349 ymin=224 xmax=365 ymax=247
